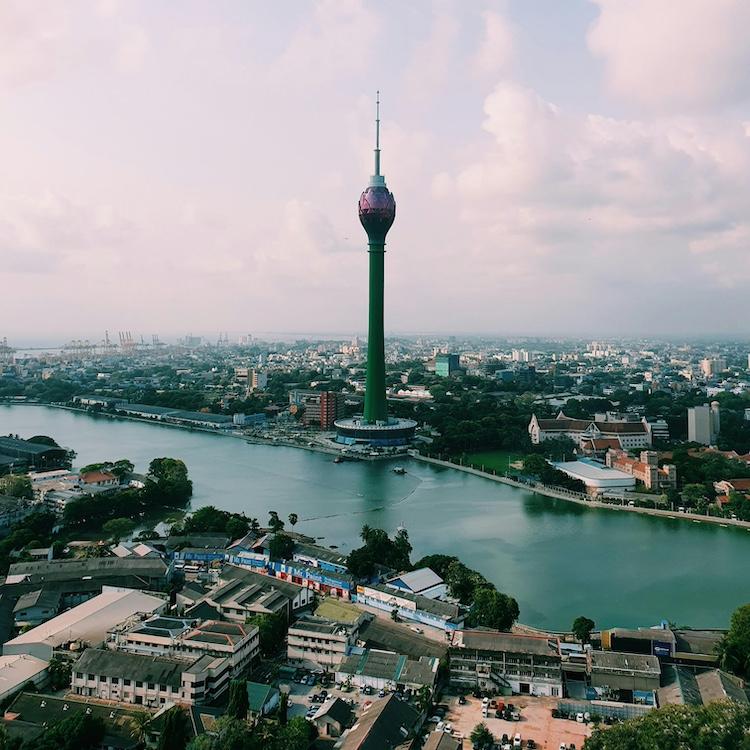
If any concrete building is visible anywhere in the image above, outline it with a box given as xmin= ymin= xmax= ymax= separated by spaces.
xmin=529 ymin=413 xmax=651 ymax=450
xmin=354 ymin=583 xmax=465 ymax=632
xmin=250 ymin=369 xmax=268 ymax=392
xmin=551 ymin=459 xmax=636 ymax=493
xmin=292 ymin=391 xmax=347 ymax=428
xmin=700 ymin=357 xmax=727 ymax=379
xmin=3 ymin=587 xmax=167 ymax=660
xmin=590 ymin=651 xmax=661 ymax=703
xmin=688 ymin=403 xmax=721 ymax=445
xmin=312 ymin=696 xmax=354 ymax=738
xmin=107 ymin=615 xmax=259 ymax=677
xmin=385 ymin=568 xmax=446 ymax=600
xmin=12 ymin=588 xmax=62 ymax=628
xmin=606 ymin=450 xmax=677 ymax=491
xmin=449 ymin=631 xmax=563 ymax=697
xmin=339 ymin=694 xmax=419 ymax=750
xmin=435 ymin=353 xmax=460 ymax=377
xmin=336 ymin=649 xmax=440 ymax=692
xmin=0 ymin=654 xmax=49 ymax=702
xmin=71 ymin=647 xmax=231 ymax=706
xmin=287 ymin=615 xmax=363 ymax=667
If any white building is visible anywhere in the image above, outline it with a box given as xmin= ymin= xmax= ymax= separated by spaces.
xmin=529 ymin=413 xmax=651 ymax=450
xmin=551 ymin=459 xmax=636 ymax=493
xmin=72 ymin=647 xmax=230 ymax=706
xmin=0 ymin=654 xmax=49 ymax=702
xmin=385 ymin=568 xmax=446 ymax=600
xmin=287 ymin=615 xmax=361 ymax=667
xmin=688 ymin=403 xmax=720 ymax=445
xmin=3 ymin=587 xmax=166 ymax=661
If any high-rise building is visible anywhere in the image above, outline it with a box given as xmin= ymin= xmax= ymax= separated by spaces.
xmin=687 ymin=402 xmax=720 ymax=445
xmin=335 ymin=94 xmax=416 ymax=447
xmin=435 ymin=353 xmax=460 ymax=377
xmin=700 ymin=357 xmax=727 ymax=378
xmin=250 ymin=369 xmax=268 ymax=391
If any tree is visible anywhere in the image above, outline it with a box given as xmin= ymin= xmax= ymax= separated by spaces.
xmin=469 ymin=723 xmax=494 ymax=750
xmin=28 ymin=435 xmax=60 ymax=447
xmin=682 ymin=483 xmax=709 ymax=510
xmin=278 ymin=691 xmax=289 ymax=726
xmin=572 ymin=616 xmax=595 ymax=644
xmin=226 ymin=514 xmax=249 ymax=541
xmin=48 ymin=654 xmax=72 ymax=690
xmin=719 ymin=603 xmax=750 ymax=678
xmin=36 ymin=712 xmax=106 ymax=750
xmin=249 ymin=517 xmax=261 ymax=535
xmin=583 ymin=702 xmax=750 ymax=750
xmin=416 ymin=686 xmax=432 ymax=714
xmin=287 ymin=513 xmax=298 ymax=527
xmin=129 ymin=712 xmax=152 ymax=748
xmin=226 ymin=680 xmax=249 ymax=720
xmin=103 ymin=517 xmax=136 ymax=543
xmin=0 ymin=475 xmax=32 ymax=500
xmin=157 ymin=707 xmax=190 ymax=750
xmin=268 ymin=533 xmax=295 ymax=561
xmin=522 ymin=454 xmax=549 ymax=477
xmin=469 ymin=588 xmax=519 ymax=631
xmin=247 ymin=612 xmax=287 ymax=656
xmin=268 ymin=511 xmax=284 ymax=533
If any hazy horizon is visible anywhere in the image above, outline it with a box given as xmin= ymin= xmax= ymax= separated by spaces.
xmin=2 ymin=1 xmax=750 ymax=339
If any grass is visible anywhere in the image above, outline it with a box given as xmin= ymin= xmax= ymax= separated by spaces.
xmin=463 ymin=450 xmax=525 ymax=473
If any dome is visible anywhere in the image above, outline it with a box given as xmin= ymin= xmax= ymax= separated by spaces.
xmin=359 ymin=185 xmax=396 ymax=245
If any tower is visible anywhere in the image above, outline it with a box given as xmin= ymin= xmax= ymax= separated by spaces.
xmin=334 ymin=93 xmax=415 ymax=447
xmin=359 ymin=91 xmax=395 ymax=425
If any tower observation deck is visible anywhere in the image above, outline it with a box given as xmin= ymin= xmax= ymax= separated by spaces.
xmin=335 ymin=93 xmax=416 ymax=447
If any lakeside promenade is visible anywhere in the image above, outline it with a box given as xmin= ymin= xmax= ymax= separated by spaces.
xmin=410 ymin=451 xmax=750 ymax=532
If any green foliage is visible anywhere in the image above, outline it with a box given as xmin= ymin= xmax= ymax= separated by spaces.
xmin=27 ymin=435 xmax=60 ymax=447
xmin=267 ymin=511 xmax=284 ymax=533
xmin=247 ymin=612 xmax=287 ymax=656
xmin=413 ymin=554 xmax=495 ymax=605
xmin=469 ymin=722 xmax=494 ymax=749
xmin=0 ymin=475 xmax=32 ymax=500
xmin=145 ymin=458 xmax=193 ymax=503
xmin=103 ymin=517 xmax=136 ymax=542
xmin=682 ymin=483 xmax=709 ymax=511
xmin=287 ymin=513 xmax=298 ymax=527
xmin=0 ymin=511 xmax=56 ymax=574
xmin=522 ymin=454 xmax=586 ymax=492
xmin=36 ymin=712 xmax=106 ymax=750
xmin=185 ymin=715 xmax=316 ymax=750
xmin=157 ymin=707 xmax=191 ymax=750
xmin=268 ymin=533 xmax=294 ymax=561
xmin=47 ymin=654 xmax=72 ymax=690
xmin=278 ymin=692 xmax=288 ymax=726
xmin=183 ymin=506 xmax=249 ymax=540
xmin=226 ymin=680 xmax=249 ymax=720
xmin=346 ymin=525 xmax=412 ymax=578
xmin=572 ymin=616 xmax=596 ymax=644
xmin=79 ymin=459 xmax=134 ymax=479
xmin=719 ymin=603 xmax=750 ymax=678
xmin=468 ymin=587 xmax=520 ymax=631
xmin=583 ymin=702 xmax=750 ymax=750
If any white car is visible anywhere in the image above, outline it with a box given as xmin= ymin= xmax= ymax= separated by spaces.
xmin=410 ymin=626 xmax=424 ymax=634
xmin=513 ymin=734 xmax=522 ymax=748
xmin=482 ymin=696 xmax=490 ymax=706
xmin=559 ymin=744 xmax=567 ymax=750
xmin=576 ymin=712 xmax=585 ymax=723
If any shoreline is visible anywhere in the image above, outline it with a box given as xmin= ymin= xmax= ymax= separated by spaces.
xmin=410 ymin=452 xmax=750 ymax=532
xmin=7 ymin=402 xmax=749 ymax=532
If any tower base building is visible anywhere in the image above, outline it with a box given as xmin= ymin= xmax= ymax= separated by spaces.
xmin=334 ymin=416 xmax=416 ymax=447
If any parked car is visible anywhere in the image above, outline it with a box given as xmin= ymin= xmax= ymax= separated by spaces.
xmin=378 ymin=689 xmax=386 ymax=698
xmin=559 ymin=744 xmax=567 ymax=750
xmin=490 ymin=700 xmax=497 ymax=708
xmin=410 ymin=626 xmax=424 ymax=634
xmin=576 ymin=712 xmax=585 ymax=723
xmin=458 ymin=695 xmax=467 ymax=705
xmin=527 ymin=740 xmax=536 ymax=749
xmin=511 ymin=710 xmax=521 ymax=721
xmin=513 ymin=734 xmax=522 ymax=749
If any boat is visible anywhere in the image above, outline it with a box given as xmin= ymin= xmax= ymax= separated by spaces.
xmin=333 ymin=456 xmax=343 ymax=464
xmin=393 ymin=466 xmax=406 ymax=475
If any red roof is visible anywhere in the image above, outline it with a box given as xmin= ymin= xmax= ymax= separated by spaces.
xmin=80 ymin=471 xmax=116 ymax=484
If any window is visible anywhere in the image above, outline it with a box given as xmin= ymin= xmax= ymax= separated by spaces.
xmin=148 ymin=683 xmax=155 ymax=690
xmin=136 ymin=681 xmax=143 ymax=688
xmin=124 ymin=679 xmax=132 ymax=686
xmin=76 ymin=672 xmax=83 ymax=680
xmin=111 ymin=678 xmax=119 ymax=685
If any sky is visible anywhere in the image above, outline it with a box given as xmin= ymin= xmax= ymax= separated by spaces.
xmin=2 ymin=0 xmax=750 ymax=343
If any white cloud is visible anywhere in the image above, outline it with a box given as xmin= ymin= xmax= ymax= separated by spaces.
xmin=116 ymin=25 xmax=149 ymax=73
xmin=588 ymin=0 xmax=750 ymax=111
xmin=473 ymin=9 xmax=514 ymax=75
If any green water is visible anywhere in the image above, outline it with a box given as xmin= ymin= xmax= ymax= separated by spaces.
xmin=2 ymin=404 xmax=749 ymax=631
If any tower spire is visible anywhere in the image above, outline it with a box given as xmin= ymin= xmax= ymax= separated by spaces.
xmin=374 ymin=90 xmax=381 ymax=176
xmin=370 ymin=91 xmax=385 ymax=187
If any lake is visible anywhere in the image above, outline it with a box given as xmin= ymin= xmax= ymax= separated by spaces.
xmin=2 ymin=404 xmax=749 ymax=631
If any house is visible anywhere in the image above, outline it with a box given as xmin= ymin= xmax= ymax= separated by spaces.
xmin=12 ymin=588 xmax=62 ymax=628
xmin=78 ymin=470 xmax=118 ymax=489
xmin=339 ymin=694 xmax=419 ymax=750
xmin=529 ymin=413 xmax=651 ymax=450
xmin=336 ymin=648 xmax=440 ymax=692
xmin=245 ymin=682 xmax=280 ymax=718
xmin=312 ymin=696 xmax=353 ymax=738
xmin=385 ymin=568 xmax=446 ymax=600
xmin=71 ymin=647 xmax=231 ymax=706
xmin=449 ymin=631 xmax=563 ymax=697
xmin=713 ymin=478 xmax=750 ymax=502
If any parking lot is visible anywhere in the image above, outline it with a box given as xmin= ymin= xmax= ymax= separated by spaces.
xmin=437 ymin=694 xmax=592 ymax=749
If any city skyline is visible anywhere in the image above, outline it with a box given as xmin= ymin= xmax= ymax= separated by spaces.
xmin=2 ymin=1 xmax=750 ymax=339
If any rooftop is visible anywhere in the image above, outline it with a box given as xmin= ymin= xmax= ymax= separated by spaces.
xmin=337 ymin=649 xmax=438 ymax=687
xmin=453 ymin=630 xmax=561 ymax=658
xmin=386 ymin=567 xmax=443 ymax=594
xmin=73 ymin=648 xmax=186 ymax=689
xmin=315 ymin=598 xmax=364 ymax=625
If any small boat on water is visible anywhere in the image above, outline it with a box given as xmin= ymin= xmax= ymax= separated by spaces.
xmin=393 ymin=466 xmax=406 ymax=475
xmin=333 ymin=456 xmax=343 ymax=463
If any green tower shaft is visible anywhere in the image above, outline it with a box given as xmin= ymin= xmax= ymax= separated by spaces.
xmin=364 ymin=242 xmax=387 ymax=424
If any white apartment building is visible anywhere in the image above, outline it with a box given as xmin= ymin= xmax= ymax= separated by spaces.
xmin=287 ymin=616 xmax=361 ymax=667
xmin=72 ymin=648 xmax=231 ymax=706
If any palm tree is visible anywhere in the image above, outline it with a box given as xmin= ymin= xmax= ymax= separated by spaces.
xmin=129 ymin=711 xmax=152 ymax=748
xmin=360 ymin=524 xmax=372 ymax=544
xmin=249 ymin=517 xmax=260 ymax=534
xmin=288 ymin=513 xmax=298 ymax=527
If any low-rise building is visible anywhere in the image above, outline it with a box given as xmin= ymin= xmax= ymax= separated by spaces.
xmin=385 ymin=568 xmax=446 ymax=600
xmin=355 ymin=583 xmax=464 ymax=632
xmin=551 ymin=458 xmax=636 ymax=493
xmin=3 ymin=587 xmax=167 ymax=661
xmin=339 ymin=694 xmax=419 ymax=750
xmin=606 ymin=450 xmax=676 ymax=491
xmin=312 ymin=696 xmax=353 ymax=738
xmin=589 ymin=651 xmax=661 ymax=703
xmin=0 ymin=655 xmax=49 ymax=702
xmin=246 ymin=682 xmax=279 ymax=718
xmin=108 ymin=615 xmax=259 ymax=677
xmin=449 ymin=631 xmax=563 ymax=697
xmin=529 ymin=413 xmax=651 ymax=450
xmin=287 ymin=615 xmax=363 ymax=667
xmin=12 ymin=588 xmax=62 ymax=628
xmin=71 ymin=647 xmax=231 ymax=706
xmin=336 ymin=648 xmax=439 ymax=692
xmin=658 ymin=665 xmax=748 ymax=707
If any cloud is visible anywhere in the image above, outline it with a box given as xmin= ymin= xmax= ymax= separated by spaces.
xmin=115 ymin=25 xmax=149 ymax=73
xmin=473 ymin=9 xmax=514 ymax=76
xmin=588 ymin=0 xmax=750 ymax=111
